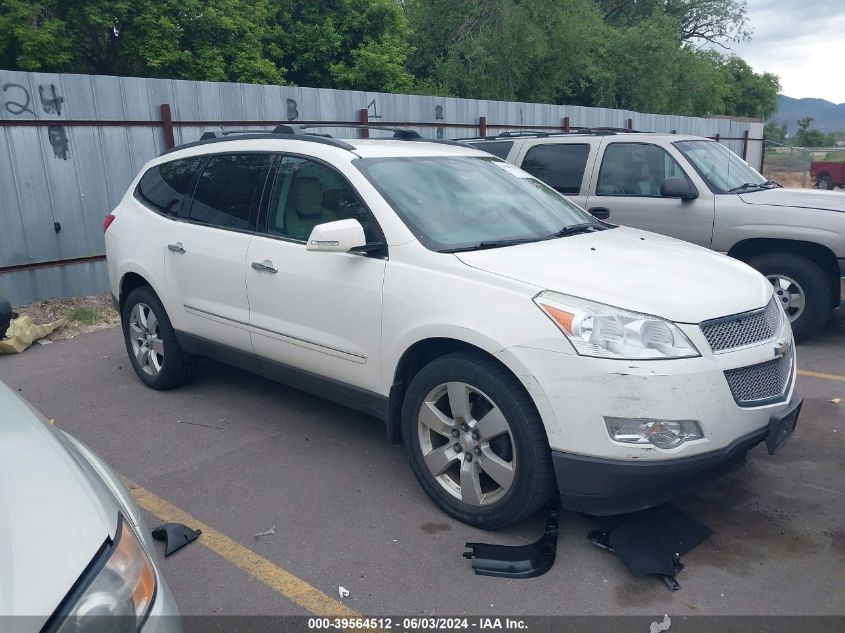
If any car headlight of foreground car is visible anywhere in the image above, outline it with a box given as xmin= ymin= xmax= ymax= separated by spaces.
xmin=534 ymin=291 xmax=699 ymax=359
xmin=53 ymin=516 xmax=156 ymax=633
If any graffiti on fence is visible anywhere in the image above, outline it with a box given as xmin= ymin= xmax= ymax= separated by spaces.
xmin=47 ymin=125 xmax=69 ymax=160
xmin=2 ymin=83 xmax=36 ymax=116
xmin=286 ymin=98 xmax=299 ymax=121
xmin=2 ymin=82 xmax=65 ymax=118
xmin=38 ymin=84 xmax=64 ymax=115
xmin=367 ymin=99 xmax=381 ymax=120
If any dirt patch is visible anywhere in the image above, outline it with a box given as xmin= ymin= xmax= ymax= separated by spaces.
xmin=13 ymin=293 xmax=119 ymax=341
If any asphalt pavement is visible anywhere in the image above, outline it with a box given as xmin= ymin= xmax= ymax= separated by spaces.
xmin=1 ymin=312 xmax=843 ymax=617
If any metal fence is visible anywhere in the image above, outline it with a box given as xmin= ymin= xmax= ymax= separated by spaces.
xmin=0 ymin=70 xmax=764 ymax=306
xmin=761 ymin=142 xmax=845 ymax=190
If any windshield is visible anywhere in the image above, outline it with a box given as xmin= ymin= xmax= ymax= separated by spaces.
xmin=354 ymin=156 xmax=599 ymax=252
xmin=675 ymin=140 xmax=770 ymax=194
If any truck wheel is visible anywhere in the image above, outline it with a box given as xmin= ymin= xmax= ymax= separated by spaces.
xmin=747 ymin=253 xmax=831 ymax=341
xmin=401 ymin=351 xmax=555 ymax=529
xmin=816 ymin=174 xmax=833 ymax=190
xmin=122 ymin=286 xmax=196 ymax=390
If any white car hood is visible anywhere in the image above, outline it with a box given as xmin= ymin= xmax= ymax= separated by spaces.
xmin=456 ymin=226 xmax=771 ymax=323
xmin=0 ymin=382 xmax=118 ymax=621
xmin=739 ymin=188 xmax=845 ymax=213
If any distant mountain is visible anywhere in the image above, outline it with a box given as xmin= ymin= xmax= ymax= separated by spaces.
xmin=771 ymin=95 xmax=845 ymax=134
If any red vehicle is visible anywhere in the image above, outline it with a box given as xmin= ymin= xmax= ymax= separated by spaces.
xmin=811 ymin=161 xmax=845 ymax=189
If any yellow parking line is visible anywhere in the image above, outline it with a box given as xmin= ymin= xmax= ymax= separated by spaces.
xmin=124 ymin=478 xmax=359 ymax=618
xmin=798 ymin=369 xmax=845 ymax=383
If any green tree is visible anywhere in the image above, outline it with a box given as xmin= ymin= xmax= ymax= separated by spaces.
xmin=764 ymin=121 xmax=788 ymax=145
xmin=595 ymin=0 xmax=751 ymax=47
xmin=0 ymin=0 xmax=414 ymax=90
xmin=793 ymin=117 xmax=837 ymax=147
xmin=720 ymin=56 xmax=779 ymax=119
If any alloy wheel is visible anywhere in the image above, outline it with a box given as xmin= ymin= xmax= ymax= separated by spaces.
xmin=417 ymin=381 xmax=516 ymax=506
xmin=129 ymin=302 xmax=164 ymax=376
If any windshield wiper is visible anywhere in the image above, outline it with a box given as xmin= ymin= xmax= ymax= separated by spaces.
xmin=440 ymin=223 xmax=605 ymax=253
xmin=551 ymin=223 xmax=604 ymax=237
xmin=440 ymin=236 xmax=544 ymax=253
xmin=728 ymin=181 xmax=776 ymax=193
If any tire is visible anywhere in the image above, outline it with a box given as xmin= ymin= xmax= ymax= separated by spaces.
xmin=747 ymin=253 xmax=831 ymax=341
xmin=401 ymin=351 xmax=555 ymax=529
xmin=816 ymin=173 xmax=833 ymax=190
xmin=121 ymin=286 xmax=196 ymax=390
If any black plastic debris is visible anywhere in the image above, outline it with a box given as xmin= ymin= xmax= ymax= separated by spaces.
xmin=463 ymin=506 xmax=558 ymax=578
xmin=152 ymin=522 xmax=203 ymax=557
xmin=587 ymin=504 xmax=711 ymax=591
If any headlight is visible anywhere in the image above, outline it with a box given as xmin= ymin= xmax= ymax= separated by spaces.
xmin=534 ymin=291 xmax=699 ymax=359
xmin=54 ymin=516 xmax=156 ymax=633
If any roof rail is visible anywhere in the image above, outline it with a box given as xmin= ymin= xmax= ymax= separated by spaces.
xmin=163 ymin=128 xmax=356 ymax=154
xmin=164 ymin=122 xmax=470 ymax=156
xmin=458 ymin=127 xmax=641 ymax=142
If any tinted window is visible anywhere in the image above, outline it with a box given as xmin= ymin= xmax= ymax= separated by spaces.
xmin=188 ymin=154 xmax=268 ymax=230
xmin=597 ymin=143 xmax=690 ymax=197
xmin=471 ymin=141 xmax=513 ymax=160
xmin=521 ymin=144 xmax=590 ymax=194
xmin=134 ymin=158 xmax=202 ymax=217
xmin=265 ymin=157 xmax=373 ymax=242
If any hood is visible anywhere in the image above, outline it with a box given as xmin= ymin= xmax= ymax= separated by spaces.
xmin=455 ymin=227 xmax=771 ymax=323
xmin=739 ymin=188 xmax=845 ymax=213
xmin=0 ymin=382 xmax=119 ymax=621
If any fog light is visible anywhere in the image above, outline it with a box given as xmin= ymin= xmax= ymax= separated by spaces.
xmin=604 ymin=417 xmax=703 ymax=449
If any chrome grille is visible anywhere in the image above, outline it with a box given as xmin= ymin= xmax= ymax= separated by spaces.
xmin=724 ymin=348 xmax=793 ymax=407
xmin=701 ymin=297 xmax=781 ymax=353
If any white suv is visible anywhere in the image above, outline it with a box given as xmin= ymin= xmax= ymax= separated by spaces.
xmin=105 ymin=128 xmax=801 ymax=528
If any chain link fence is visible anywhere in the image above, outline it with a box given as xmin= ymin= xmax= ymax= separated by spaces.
xmin=762 ymin=142 xmax=845 ymax=190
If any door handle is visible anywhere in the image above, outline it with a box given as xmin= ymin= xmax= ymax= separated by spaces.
xmin=167 ymin=242 xmax=186 ymax=254
xmin=588 ymin=207 xmax=610 ymax=220
xmin=251 ymin=260 xmax=278 ymax=274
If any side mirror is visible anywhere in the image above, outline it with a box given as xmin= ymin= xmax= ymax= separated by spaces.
xmin=306 ymin=219 xmax=366 ymax=253
xmin=660 ymin=176 xmax=698 ymax=200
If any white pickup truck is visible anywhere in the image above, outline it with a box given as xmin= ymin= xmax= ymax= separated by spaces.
xmin=468 ymin=132 xmax=845 ymax=340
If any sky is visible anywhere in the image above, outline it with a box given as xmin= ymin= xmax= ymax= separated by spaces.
xmin=726 ymin=0 xmax=845 ymax=104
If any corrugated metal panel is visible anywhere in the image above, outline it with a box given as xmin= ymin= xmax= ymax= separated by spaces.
xmin=0 ymin=70 xmax=764 ymax=305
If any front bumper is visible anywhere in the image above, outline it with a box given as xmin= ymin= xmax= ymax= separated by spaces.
xmin=553 ymin=426 xmax=766 ymax=515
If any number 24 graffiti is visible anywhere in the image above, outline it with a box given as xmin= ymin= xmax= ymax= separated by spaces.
xmin=2 ymin=83 xmax=64 ymax=117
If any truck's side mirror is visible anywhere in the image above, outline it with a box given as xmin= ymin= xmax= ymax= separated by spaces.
xmin=660 ymin=176 xmax=698 ymax=200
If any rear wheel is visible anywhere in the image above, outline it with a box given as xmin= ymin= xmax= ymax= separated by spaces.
xmin=816 ymin=174 xmax=833 ymax=190
xmin=402 ymin=351 xmax=555 ymax=529
xmin=747 ymin=253 xmax=831 ymax=341
xmin=122 ymin=286 xmax=196 ymax=390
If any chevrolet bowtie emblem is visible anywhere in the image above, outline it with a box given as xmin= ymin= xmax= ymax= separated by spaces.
xmin=774 ymin=338 xmax=791 ymax=358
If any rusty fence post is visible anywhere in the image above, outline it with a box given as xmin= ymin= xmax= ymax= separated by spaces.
xmin=359 ymin=108 xmax=369 ymax=138
xmin=742 ymin=129 xmax=750 ymax=160
xmin=627 ymin=118 xmax=633 ymax=130
xmin=160 ymin=103 xmax=175 ymax=149
xmin=563 ymin=116 xmax=570 ymax=133
xmin=479 ymin=116 xmax=487 ymax=138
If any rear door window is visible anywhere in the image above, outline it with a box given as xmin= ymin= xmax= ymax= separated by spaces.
xmin=188 ymin=154 xmax=269 ymax=231
xmin=470 ymin=141 xmax=514 ymax=160
xmin=520 ymin=144 xmax=590 ymax=194
xmin=134 ymin=158 xmax=202 ymax=217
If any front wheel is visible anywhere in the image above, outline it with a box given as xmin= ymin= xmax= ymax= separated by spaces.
xmin=747 ymin=253 xmax=831 ymax=341
xmin=122 ymin=286 xmax=196 ymax=390
xmin=401 ymin=352 xmax=555 ymax=529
